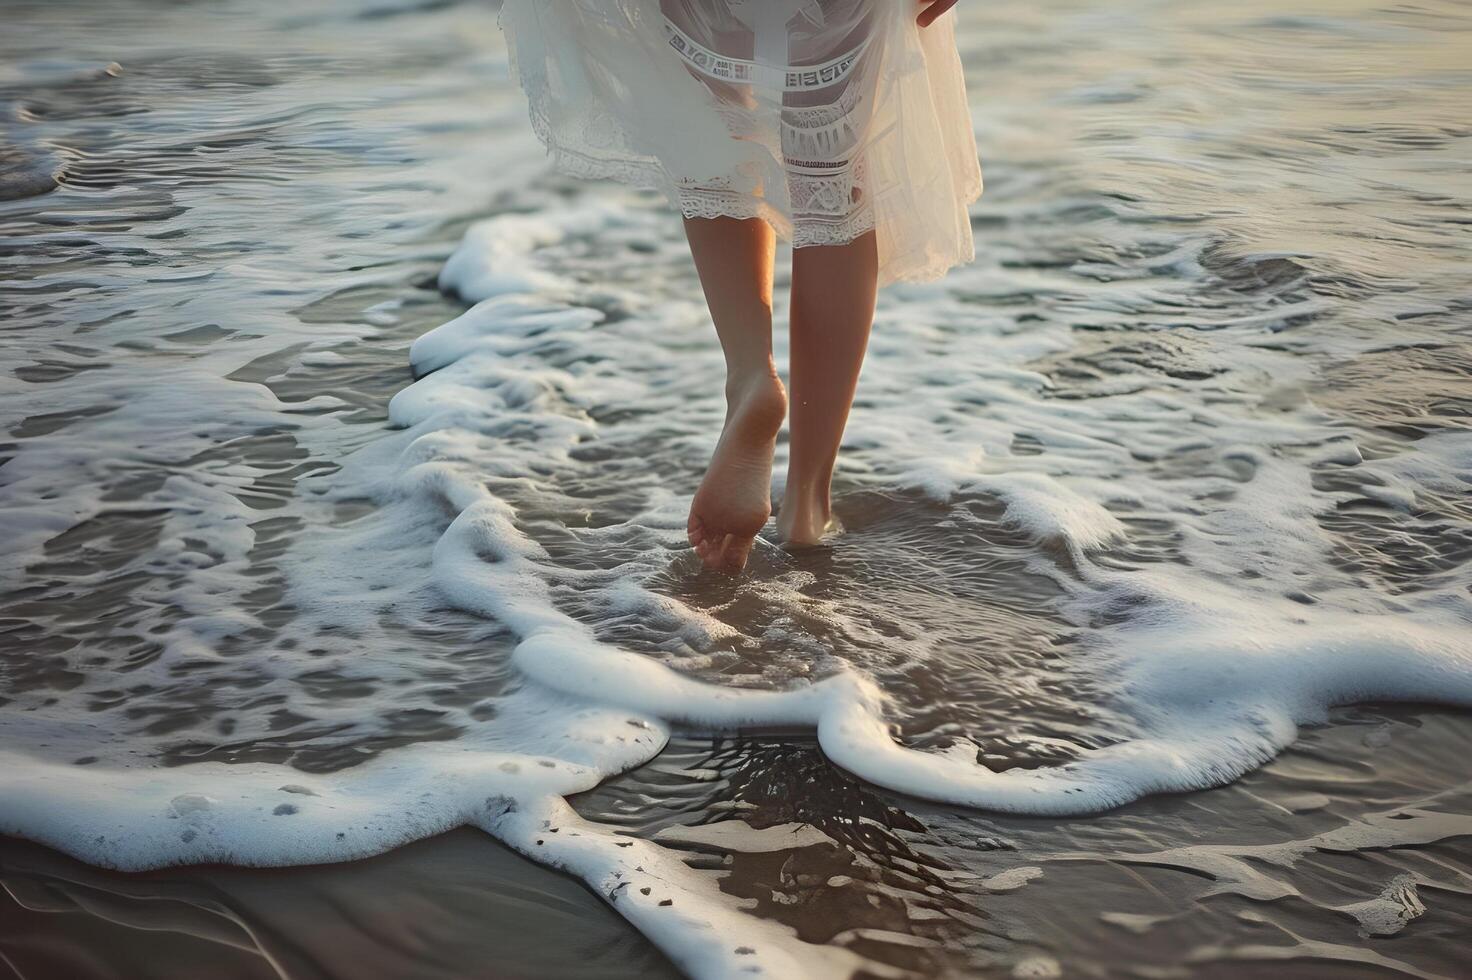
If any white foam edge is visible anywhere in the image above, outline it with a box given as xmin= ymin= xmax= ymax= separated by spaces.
xmin=428 ymin=431 xmax=1472 ymax=819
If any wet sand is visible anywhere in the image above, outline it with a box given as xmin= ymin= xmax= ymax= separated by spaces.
xmin=5 ymin=702 xmax=1470 ymax=979
xmin=1 ymin=829 xmax=676 ymax=980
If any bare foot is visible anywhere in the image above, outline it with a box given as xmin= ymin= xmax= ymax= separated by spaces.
xmin=687 ymin=373 xmax=787 ymax=572
xmin=774 ymin=483 xmax=833 ymax=546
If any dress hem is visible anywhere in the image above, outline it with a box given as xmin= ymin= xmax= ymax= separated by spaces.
xmin=531 ymin=132 xmax=982 ymax=286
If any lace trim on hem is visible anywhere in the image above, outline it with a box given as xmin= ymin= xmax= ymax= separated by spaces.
xmin=524 ymin=101 xmax=883 ymax=249
xmin=662 ymin=18 xmax=871 ymax=92
xmin=532 ymin=128 xmax=979 ymax=281
xmin=515 ymin=75 xmax=980 ymax=281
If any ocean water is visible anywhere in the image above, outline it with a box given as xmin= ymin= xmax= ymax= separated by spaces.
xmin=2 ymin=0 xmax=1471 ymax=976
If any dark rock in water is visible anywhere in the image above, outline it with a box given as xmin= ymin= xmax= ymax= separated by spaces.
xmin=0 ymin=144 xmax=61 ymax=201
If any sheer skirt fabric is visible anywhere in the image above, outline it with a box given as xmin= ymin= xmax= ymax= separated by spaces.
xmin=499 ymin=0 xmax=982 ymax=286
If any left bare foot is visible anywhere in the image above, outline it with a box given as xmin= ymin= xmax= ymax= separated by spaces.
xmin=687 ymin=372 xmax=787 ymax=572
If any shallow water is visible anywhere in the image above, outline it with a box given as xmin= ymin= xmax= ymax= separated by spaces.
xmin=2 ymin=0 xmax=1471 ymax=976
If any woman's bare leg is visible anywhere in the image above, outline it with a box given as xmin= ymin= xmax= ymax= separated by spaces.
xmin=775 ymin=230 xmax=878 ymax=544
xmin=683 ymin=216 xmax=788 ymax=572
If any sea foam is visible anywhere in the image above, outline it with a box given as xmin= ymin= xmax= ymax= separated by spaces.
xmin=4 ymin=205 xmax=1470 ymax=978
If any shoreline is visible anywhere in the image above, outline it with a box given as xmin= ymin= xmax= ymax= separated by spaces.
xmin=0 ymin=828 xmax=678 ymax=980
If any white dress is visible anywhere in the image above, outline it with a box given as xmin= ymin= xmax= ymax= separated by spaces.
xmin=499 ymin=0 xmax=982 ymax=286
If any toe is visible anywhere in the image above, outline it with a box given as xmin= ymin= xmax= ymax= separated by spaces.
xmin=725 ymin=536 xmax=754 ymax=572
xmin=696 ymin=533 xmax=731 ymax=571
xmin=711 ymin=533 xmax=740 ymax=572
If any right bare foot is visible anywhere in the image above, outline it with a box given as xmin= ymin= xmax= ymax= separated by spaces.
xmin=687 ymin=372 xmax=787 ymax=572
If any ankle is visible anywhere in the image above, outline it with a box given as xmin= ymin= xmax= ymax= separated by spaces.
xmin=775 ymin=480 xmax=833 ymax=544
xmin=725 ymin=367 xmax=787 ymax=423
xmin=724 ymin=358 xmax=780 ymax=397
xmin=781 ymin=476 xmax=831 ymax=514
